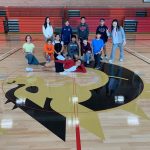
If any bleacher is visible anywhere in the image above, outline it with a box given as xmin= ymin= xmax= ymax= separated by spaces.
xmin=68 ymin=8 xmax=150 ymax=33
xmin=124 ymin=17 xmax=150 ymax=33
xmin=68 ymin=17 xmax=112 ymax=33
xmin=0 ymin=7 xmax=150 ymax=33
xmin=0 ymin=17 xmax=4 ymax=33
xmin=8 ymin=17 xmax=62 ymax=33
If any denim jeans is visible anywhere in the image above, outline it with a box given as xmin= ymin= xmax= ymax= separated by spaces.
xmin=110 ymin=43 xmax=124 ymax=61
xmin=25 ymin=54 xmax=39 ymax=65
xmin=84 ymin=52 xmax=91 ymax=62
xmin=94 ymin=53 xmax=101 ymax=68
xmin=68 ymin=51 xmax=79 ymax=59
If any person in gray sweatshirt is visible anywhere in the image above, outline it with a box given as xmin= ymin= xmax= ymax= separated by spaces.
xmin=67 ymin=35 xmax=79 ymax=59
xmin=107 ymin=19 xmax=126 ymax=63
xmin=77 ymin=16 xmax=89 ymax=44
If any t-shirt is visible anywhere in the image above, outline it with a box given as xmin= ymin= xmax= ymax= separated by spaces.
xmin=92 ymin=38 xmax=104 ymax=54
xmin=43 ymin=43 xmax=54 ymax=54
xmin=52 ymin=40 xmax=64 ymax=46
xmin=23 ymin=43 xmax=35 ymax=53
xmin=42 ymin=24 xmax=53 ymax=39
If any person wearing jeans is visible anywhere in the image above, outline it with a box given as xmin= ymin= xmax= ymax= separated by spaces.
xmin=23 ymin=35 xmax=39 ymax=65
xmin=96 ymin=18 xmax=108 ymax=60
xmin=107 ymin=19 xmax=126 ymax=63
xmin=25 ymin=53 xmax=39 ymax=65
xmin=67 ymin=35 xmax=79 ymax=59
xmin=110 ymin=43 xmax=124 ymax=62
xmin=92 ymin=32 xmax=104 ymax=69
xmin=81 ymin=39 xmax=92 ymax=65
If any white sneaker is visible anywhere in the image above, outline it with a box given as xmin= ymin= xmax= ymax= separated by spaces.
xmin=119 ymin=59 xmax=124 ymax=62
xmin=104 ymin=55 xmax=108 ymax=60
xmin=109 ymin=60 xmax=113 ymax=63
xmin=59 ymin=72 xmax=68 ymax=75
xmin=25 ymin=67 xmax=33 ymax=72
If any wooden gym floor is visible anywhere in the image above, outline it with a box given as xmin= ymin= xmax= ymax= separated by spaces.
xmin=0 ymin=33 xmax=150 ymax=150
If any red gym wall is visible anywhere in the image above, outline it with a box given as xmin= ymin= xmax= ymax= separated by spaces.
xmin=0 ymin=7 xmax=150 ymax=33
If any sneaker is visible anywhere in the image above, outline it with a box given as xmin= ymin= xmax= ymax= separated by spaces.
xmin=87 ymin=60 xmax=90 ymax=65
xmin=25 ymin=67 xmax=33 ymax=72
xmin=59 ymin=72 xmax=68 ymax=75
xmin=95 ymin=66 xmax=101 ymax=70
xmin=109 ymin=60 xmax=113 ymax=63
xmin=119 ymin=58 xmax=124 ymax=62
xmin=104 ymin=55 xmax=108 ymax=60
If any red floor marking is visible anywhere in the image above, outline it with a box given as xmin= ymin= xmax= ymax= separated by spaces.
xmin=72 ymin=74 xmax=81 ymax=150
xmin=76 ymin=125 xmax=81 ymax=150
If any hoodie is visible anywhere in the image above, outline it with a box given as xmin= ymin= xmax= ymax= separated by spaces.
xmin=96 ymin=25 xmax=108 ymax=43
xmin=77 ymin=23 xmax=89 ymax=39
xmin=61 ymin=25 xmax=72 ymax=44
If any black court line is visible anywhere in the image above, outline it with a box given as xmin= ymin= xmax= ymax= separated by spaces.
xmin=0 ymin=48 xmax=22 ymax=62
xmin=124 ymin=47 xmax=150 ymax=65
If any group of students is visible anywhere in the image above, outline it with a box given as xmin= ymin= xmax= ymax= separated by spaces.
xmin=22 ymin=16 xmax=126 ymax=73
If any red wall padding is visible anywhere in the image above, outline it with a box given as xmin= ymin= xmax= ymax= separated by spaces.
xmin=7 ymin=7 xmax=64 ymax=17
xmin=125 ymin=17 xmax=150 ymax=32
xmin=0 ymin=17 xmax=4 ymax=33
xmin=8 ymin=17 xmax=62 ymax=33
xmin=69 ymin=17 xmax=113 ymax=33
xmin=0 ymin=7 xmax=150 ymax=33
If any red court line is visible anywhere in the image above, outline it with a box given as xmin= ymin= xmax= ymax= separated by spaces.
xmin=76 ymin=125 xmax=81 ymax=150
xmin=72 ymin=73 xmax=82 ymax=150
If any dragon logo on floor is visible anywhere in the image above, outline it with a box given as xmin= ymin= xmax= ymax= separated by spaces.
xmin=3 ymin=63 xmax=144 ymax=141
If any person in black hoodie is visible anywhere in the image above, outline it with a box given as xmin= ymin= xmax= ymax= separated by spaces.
xmin=96 ymin=18 xmax=108 ymax=60
xmin=77 ymin=16 xmax=89 ymax=45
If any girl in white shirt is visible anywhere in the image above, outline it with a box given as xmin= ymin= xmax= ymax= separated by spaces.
xmin=42 ymin=17 xmax=54 ymax=40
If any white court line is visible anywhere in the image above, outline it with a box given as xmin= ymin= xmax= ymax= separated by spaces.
xmin=124 ymin=46 xmax=150 ymax=64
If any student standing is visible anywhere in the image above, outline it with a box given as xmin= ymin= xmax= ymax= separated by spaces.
xmin=42 ymin=16 xmax=54 ymax=40
xmin=107 ymin=19 xmax=126 ymax=63
xmin=96 ymin=18 xmax=108 ymax=59
xmin=23 ymin=35 xmax=39 ymax=65
xmin=53 ymin=34 xmax=64 ymax=72
xmin=61 ymin=20 xmax=72 ymax=46
xmin=92 ymin=32 xmax=104 ymax=69
xmin=77 ymin=16 xmax=89 ymax=44
xmin=61 ymin=20 xmax=72 ymax=55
